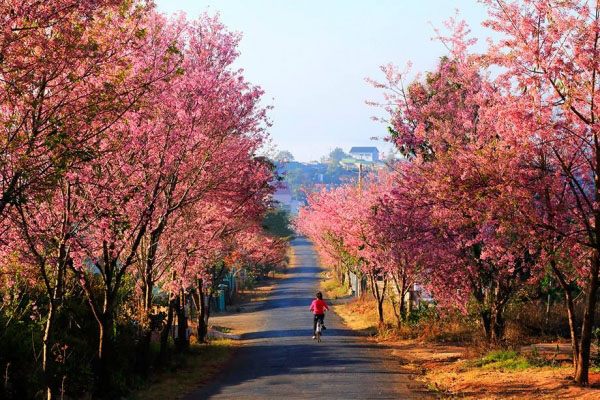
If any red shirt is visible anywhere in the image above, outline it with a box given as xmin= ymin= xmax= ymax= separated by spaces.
xmin=310 ymin=299 xmax=329 ymax=315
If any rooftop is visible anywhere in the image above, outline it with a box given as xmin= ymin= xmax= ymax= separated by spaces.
xmin=349 ymin=146 xmax=379 ymax=153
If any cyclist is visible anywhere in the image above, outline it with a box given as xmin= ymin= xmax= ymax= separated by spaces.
xmin=310 ymin=291 xmax=329 ymax=339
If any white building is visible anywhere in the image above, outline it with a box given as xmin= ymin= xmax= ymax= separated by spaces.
xmin=349 ymin=146 xmax=379 ymax=162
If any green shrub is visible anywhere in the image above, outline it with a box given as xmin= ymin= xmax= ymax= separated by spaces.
xmin=470 ymin=350 xmax=532 ymax=370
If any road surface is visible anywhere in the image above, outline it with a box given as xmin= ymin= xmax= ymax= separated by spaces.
xmin=186 ymin=237 xmax=432 ymax=399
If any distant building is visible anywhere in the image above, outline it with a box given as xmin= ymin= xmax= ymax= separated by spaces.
xmin=349 ymin=146 xmax=379 ymax=162
xmin=339 ymin=158 xmax=359 ymax=169
xmin=273 ymin=184 xmax=292 ymax=209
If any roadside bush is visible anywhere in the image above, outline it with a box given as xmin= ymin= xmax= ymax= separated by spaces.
xmin=404 ymin=303 xmax=477 ymax=343
xmin=321 ymin=276 xmax=349 ymax=299
xmin=469 ymin=349 xmax=532 ymax=370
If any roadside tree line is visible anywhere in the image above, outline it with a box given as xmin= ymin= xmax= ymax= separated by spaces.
xmin=0 ymin=1 xmax=287 ymax=398
xmin=298 ymin=0 xmax=600 ymax=386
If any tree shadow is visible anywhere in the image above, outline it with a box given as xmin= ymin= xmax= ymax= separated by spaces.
xmin=241 ymin=327 xmax=367 ymax=340
xmin=187 ymin=341 xmax=416 ymax=399
xmin=184 ymin=237 xmax=434 ymax=398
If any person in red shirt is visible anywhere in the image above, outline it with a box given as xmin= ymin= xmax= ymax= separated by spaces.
xmin=309 ymin=291 xmax=329 ymax=339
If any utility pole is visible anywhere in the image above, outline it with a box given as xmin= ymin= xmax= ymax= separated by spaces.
xmin=358 ymin=163 xmax=363 ymax=192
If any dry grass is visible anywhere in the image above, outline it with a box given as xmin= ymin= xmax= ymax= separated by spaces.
xmin=321 ymin=276 xmax=350 ymax=299
xmin=128 ymin=248 xmax=298 ymax=399
xmin=128 ymin=339 xmax=235 ymax=400
xmin=327 ymin=285 xmax=474 ymax=343
xmin=324 ymin=278 xmax=600 ymax=399
xmin=320 ymin=277 xmax=389 ymax=336
xmin=333 ymin=296 xmax=380 ymax=335
xmin=424 ymin=360 xmax=600 ymax=399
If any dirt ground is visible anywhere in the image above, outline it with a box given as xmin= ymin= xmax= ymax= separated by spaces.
xmin=326 ymin=283 xmax=600 ymax=399
xmin=206 ymin=249 xmax=297 ymax=337
xmin=383 ymin=339 xmax=600 ymax=399
xmin=206 ymin=276 xmax=282 ymax=337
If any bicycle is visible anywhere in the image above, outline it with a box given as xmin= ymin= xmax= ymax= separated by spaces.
xmin=315 ymin=318 xmax=323 ymax=343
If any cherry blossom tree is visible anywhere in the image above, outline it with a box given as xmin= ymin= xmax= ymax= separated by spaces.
xmin=0 ymin=3 xmax=287 ymax=397
xmin=299 ymin=172 xmax=405 ymax=327
xmin=0 ymin=4 xmax=183 ymax=397
xmin=0 ymin=0 xmax=162 ymax=228
xmin=479 ymin=0 xmax=600 ymax=384
xmin=366 ymin=19 xmax=552 ymax=343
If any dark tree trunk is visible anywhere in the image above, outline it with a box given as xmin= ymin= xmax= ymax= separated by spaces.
xmin=550 ymin=259 xmax=580 ymax=373
xmin=42 ymin=257 xmax=68 ymax=400
xmin=95 ymin=310 xmax=114 ymax=397
xmin=476 ymin=281 xmax=509 ymax=345
xmin=196 ymin=281 xmax=208 ymax=343
xmin=137 ymin=278 xmax=154 ymax=377
xmin=480 ymin=309 xmax=492 ymax=342
xmin=490 ymin=305 xmax=506 ymax=344
xmin=369 ymin=273 xmax=387 ymax=327
xmin=205 ymin=291 xmax=214 ymax=332
xmin=390 ymin=272 xmax=407 ymax=329
xmin=575 ymin=254 xmax=600 ymax=385
xmin=159 ymin=297 xmax=176 ymax=365
xmin=566 ymin=289 xmax=580 ymax=373
xmin=42 ymin=300 xmax=55 ymax=400
xmin=175 ymin=290 xmax=189 ymax=352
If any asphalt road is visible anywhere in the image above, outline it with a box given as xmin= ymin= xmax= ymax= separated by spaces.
xmin=186 ymin=237 xmax=432 ymax=399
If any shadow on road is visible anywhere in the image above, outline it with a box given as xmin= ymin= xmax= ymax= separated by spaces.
xmin=194 ymin=342 xmax=411 ymax=399
xmin=186 ymin=238 xmax=433 ymax=399
xmin=284 ymin=265 xmax=325 ymax=275
xmin=241 ymin=327 xmax=365 ymax=340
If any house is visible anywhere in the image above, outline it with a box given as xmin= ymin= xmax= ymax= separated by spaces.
xmin=349 ymin=146 xmax=379 ymax=162
xmin=339 ymin=157 xmax=360 ymax=169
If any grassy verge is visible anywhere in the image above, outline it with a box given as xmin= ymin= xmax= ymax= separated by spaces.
xmin=321 ymin=275 xmax=350 ymax=299
xmin=426 ymin=353 xmax=600 ymax=399
xmin=321 ymin=275 xmax=600 ymax=398
xmin=468 ymin=349 xmax=538 ymax=370
xmin=128 ymin=339 xmax=235 ymax=400
xmin=320 ymin=275 xmax=382 ymax=336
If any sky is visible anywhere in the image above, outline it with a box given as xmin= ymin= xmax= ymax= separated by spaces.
xmin=154 ymin=1 xmax=493 ymax=162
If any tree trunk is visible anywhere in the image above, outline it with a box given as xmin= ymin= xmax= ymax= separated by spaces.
xmin=41 ymin=255 xmax=68 ymax=400
xmin=490 ymin=305 xmax=506 ymax=344
xmin=95 ymin=299 xmax=114 ymax=396
xmin=196 ymin=281 xmax=208 ymax=342
xmin=550 ymin=259 xmax=579 ymax=373
xmin=407 ymin=289 xmax=413 ymax=318
xmin=369 ymin=274 xmax=387 ymax=327
xmin=137 ymin=234 xmax=158 ymax=374
xmin=399 ymin=289 xmax=406 ymax=324
xmin=137 ymin=333 xmax=152 ymax=377
xmin=42 ymin=300 xmax=55 ymax=400
xmin=205 ymin=290 xmax=214 ymax=331
xmin=175 ymin=290 xmax=189 ymax=352
xmin=565 ymin=290 xmax=580 ymax=374
xmin=477 ymin=282 xmax=508 ymax=345
xmin=390 ymin=272 xmax=406 ymax=328
xmin=390 ymin=294 xmax=402 ymax=329
xmin=480 ymin=309 xmax=492 ymax=343
xmin=346 ymin=270 xmax=352 ymax=292
xmin=377 ymin=296 xmax=384 ymax=326
xmin=159 ymin=297 xmax=176 ymax=365
xmin=136 ymin=277 xmax=154 ymax=376
xmin=575 ymin=255 xmax=600 ymax=385
xmin=95 ymin=317 xmax=109 ymax=396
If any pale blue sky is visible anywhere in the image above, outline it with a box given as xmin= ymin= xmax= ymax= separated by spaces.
xmin=155 ymin=1 xmax=491 ymax=162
